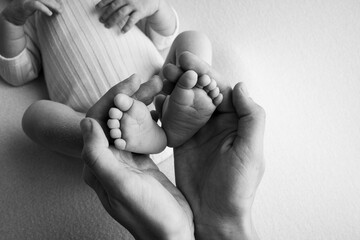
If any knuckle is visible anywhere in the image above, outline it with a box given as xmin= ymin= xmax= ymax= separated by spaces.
xmin=127 ymin=16 xmax=136 ymax=25
xmin=110 ymin=1 xmax=119 ymax=10
xmin=119 ymin=8 xmax=128 ymax=15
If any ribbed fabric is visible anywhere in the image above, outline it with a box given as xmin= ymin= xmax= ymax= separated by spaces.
xmin=0 ymin=0 xmax=179 ymax=112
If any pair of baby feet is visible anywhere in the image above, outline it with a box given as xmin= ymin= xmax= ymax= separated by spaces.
xmin=107 ymin=69 xmax=223 ymax=154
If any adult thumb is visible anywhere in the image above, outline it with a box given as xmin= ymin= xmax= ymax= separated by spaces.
xmin=80 ymin=118 xmax=109 ymax=166
xmin=81 ymin=118 xmax=109 ymax=147
xmin=232 ymin=82 xmax=266 ymax=150
xmin=80 ymin=118 xmax=136 ymax=193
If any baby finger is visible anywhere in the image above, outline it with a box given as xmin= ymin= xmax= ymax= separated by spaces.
xmin=40 ymin=0 xmax=63 ymax=14
xmin=99 ymin=0 xmax=125 ymax=22
xmin=105 ymin=5 xmax=133 ymax=29
xmin=121 ymin=11 xmax=141 ymax=33
xmin=96 ymin=0 xmax=117 ymax=9
xmin=27 ymin=1 xmax=53 ymax=16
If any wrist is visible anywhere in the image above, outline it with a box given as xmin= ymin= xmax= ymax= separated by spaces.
xmin=195 ymin=213 xmax=259 ymax=240
xmin=1 ymin=7 xmax=27 ymax=26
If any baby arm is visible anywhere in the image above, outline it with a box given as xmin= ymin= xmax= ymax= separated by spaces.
xmin=145 ymin=0 xmax=177 ymax=37
xmin=0 ymin=0 xmax=62 ymax=85
xmin=96 ymin=0 xmax=176 ymax=36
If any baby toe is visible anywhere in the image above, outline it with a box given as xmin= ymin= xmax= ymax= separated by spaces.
xmin=205 ymin=79 xmax=217 ymax=92
xmin=109 ymin=107 xmax=123 ymax=119
xmin=114 ymin=93 xmax=134 ymax=112
xmin=209 ymin=87 xmax=220 ymax=99
xmin=177 ymin=70 xmax=198 ymax=89
xmin=110 ymin=128 xmax=122 ymax=139
xmin=114 ymin=138 xmax=126 ymax=150
xmin=197 ymin=74 xmax=211 ymax=88
xmin=212 ymin=93 xmax=223 ymax=106
xmin=107 ymin=119 xmax=120 ymax=129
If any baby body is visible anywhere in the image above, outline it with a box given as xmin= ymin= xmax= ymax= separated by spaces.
xmin=0 ymin=0 xmax=174 ymax=112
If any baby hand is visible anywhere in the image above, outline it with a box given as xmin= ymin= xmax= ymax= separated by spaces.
xmin=2 ymin=0 xmax=63 ymax=25
xmin=96 ymin=0 xmax=160 ymax=33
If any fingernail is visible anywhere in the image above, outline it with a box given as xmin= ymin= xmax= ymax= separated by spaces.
xmin=105 ymin=23 xmax=110 ymax=28
xmin=240 ymin=83 xmax=249 ymax=97
xmin=99 ymin=17 xmax=104 ymax=23
xmin=80 ymin=118 xmax=92 ymax=133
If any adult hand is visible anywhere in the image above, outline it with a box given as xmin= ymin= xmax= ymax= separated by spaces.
xmin=162 ymin=53 xmax=265 ymax=240
xmin=96 ymin=0 xmax=160 ymax=32
xmin=176 ymin=83 xmax=265 ymax=240
xmin=2 ymin=0 xmax=62 ymax=25
xmin=83 ymin=74 xmax=194 ymax=240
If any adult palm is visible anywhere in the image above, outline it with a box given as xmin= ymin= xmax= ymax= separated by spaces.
xmin=83 ymin=74 xmax=194 ymax=240
xmin=174 ymin=83 xmax=265 ymax=239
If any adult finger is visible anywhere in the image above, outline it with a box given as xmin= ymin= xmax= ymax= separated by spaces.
xmin=162 ymin=64 xmax=183 ymax=95
xmin=178 ymin=51 xmax=233 ymax=112
xmin=162 ymin=80 xmax=175 ymax=95
xmin=80 ymin=118 xmax=110 ymax=166
xmin=162 ymin=63 xmax=183 ymax=83
xmin=86 ymin=74 xmax=141 ymax=120
xmin=232 ymin=82 xmax=266 ymax=154
xmin=133 ymin=75 xmax=163 ymax=105
xmin=80 ymin=118 xmax=133 ymax=189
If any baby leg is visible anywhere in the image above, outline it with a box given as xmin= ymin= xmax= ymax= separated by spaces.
xmin=158 ymin=31 xmax=223 ymax=147
xmin=108 ymin=93 xmax=167 ymax=154
xmin=160 ymin=31 xmax=213 ymax=93
xmin=22 ymin=100 xmax=85 ymax=158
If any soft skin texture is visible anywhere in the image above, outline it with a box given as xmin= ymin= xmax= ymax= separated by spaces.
xmin=82 ymin=73 xmax=195 ymax=239
xmin=22 ymin=74 xmax=162 ymax=158
xmin=81 ymin=52 xmax=265 ymax=240
xmin=96 ymin=0 xmax=176 ymax=35
xmin=162 ymin=51 xmax=233 ymax=113
xmin=86 ymin=74 xmax=163 ymax=139
xmin=1 ymin=0 xmax=177 ymax=162
xmin=108 ymin=92 xmax=167 ymax=153
xmin=161 ymin=70 xmax=222 ymax=147
xmin=160 ymin=53 xmax=265 ymax=240
xmin=20 ymin=31 xmax=211 ymax=160
xmin=81 ymin=117 xmax=194 ymax=240
xmin=108 ymin=69 xmax=223 ymax=152
xmin=0 ymin=0 xmax=63 ymax=58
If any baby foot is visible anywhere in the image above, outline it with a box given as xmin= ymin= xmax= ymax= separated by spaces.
xmin=161 ymin=70 xmax=223 ymax=147
xmin=107 ymin=93 xmax=167 ymax=154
